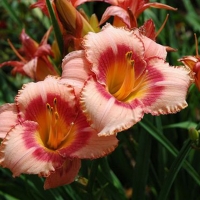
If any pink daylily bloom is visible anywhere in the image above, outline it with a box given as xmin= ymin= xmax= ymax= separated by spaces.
xmin=0 ymin=28 xmax=58 ymax=81
xmin=99 ymin=0 xmax=177 ymax=28
xmin=179 ymin=34 xmax=200 ymax=90
xmin=60 ymin=50 xmax=92 ymax=96
xmin=0 ymin=76 xmax=118 ymax=189
xmin=61 ymin=24 xmax=192 ymax=136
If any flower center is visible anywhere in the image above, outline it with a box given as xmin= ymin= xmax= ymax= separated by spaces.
xmin=39 ymin=98 xmax=75 ymax=150
xmin=107 ymin=51 xmax=146 ymax=102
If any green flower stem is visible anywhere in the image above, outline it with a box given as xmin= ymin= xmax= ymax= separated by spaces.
xmin=158 ymin=139 xmax=192 ymax=200
xmin=46 ymin=0 xmax=64 ymax=55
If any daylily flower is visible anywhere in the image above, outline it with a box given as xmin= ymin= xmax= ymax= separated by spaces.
xmin=0 ymin=76 xmax=118 ymax=189
xmin=0 ymin=28 xmax=58 ymax=81
xmin=31 ymin=0 xmax=99 ymax=52
xmin=61 ymin=24 xmax=192 ymax=136
xmin=99 ymin=0 xmax=177 ymax=28
xmin=178 ymin=34 xmax=200 ymax=90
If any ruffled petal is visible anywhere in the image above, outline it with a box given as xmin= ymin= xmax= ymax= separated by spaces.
xmin=142 ymin=58 xmax=192 ymax=114
xmin=83 ymin=24 xmax=145 ymax=84
xmin=16 ymin=76 xmax=77 ymax=122
xmin=0 ymin=104 xmax=18 ymax=139
xmin=80 ymin=76 xmax=144 ymax=136
xmin=60 ymin=50 xmax=92 ymax=96
xmin=133 ymin=29 xmax=167 ymax=59
xmin=57 ymin=109 xmax=118 ymax=158
xmin=71 ymin=129 xmax=118 ymax=158
xmin=0 ymin=121 xmax=63 ymax=177
xmin=139 ymin=19 xmax=156 ymax=40
xmin=99 ymin=6 xmax=130 ymax=27
xmin=44 ymin=158 xmax=81 ymax=189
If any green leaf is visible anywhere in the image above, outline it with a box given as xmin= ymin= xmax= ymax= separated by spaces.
xmin=163 ymin=121 xmax=197 ymax=130
xmin=132 ymin=129 xmax=152 ymax=200
xmin=158 ymin=139 xmax=192 ymax=200
xmin=46 ymin=0 xmax=64 ymax=55
xmin=139 ymin=118 xmax=200 ymax=186
xmin=1 ymin=0 xmax=22 ymax=26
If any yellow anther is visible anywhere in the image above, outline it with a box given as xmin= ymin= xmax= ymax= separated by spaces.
xmin=125 ymin=51 xmax=134 ymax=67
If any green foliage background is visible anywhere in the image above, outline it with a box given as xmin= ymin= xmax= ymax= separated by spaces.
xmin=1 ymin=0 xmax=200 ymax=199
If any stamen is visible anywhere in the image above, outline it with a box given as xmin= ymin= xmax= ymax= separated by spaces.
xmin=39 ymin=97 xmax=77 ymax=150
xmin=7 ymin=39 xmax=26 ymax=62
xmin=131 ymin=70 xmax=148 ymax=92
xmin=46 ymin=103 xmax=51 ymax=111
xmin=112 ymin=51 xmax=135 ymax=101
xmin=53 ymin=98 xmax=58 ymax=113
xmin=59 ymin=121 xmax=75 ymax=144
xmin=126 ymin=51 xmax=135 ymax=67
xmin=155 ymin=14 xmax=169 ymax=38
xmin=46 ymin=99 xmax=61 ymax=150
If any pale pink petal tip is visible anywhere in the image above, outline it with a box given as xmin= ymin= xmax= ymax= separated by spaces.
xmin=0 ymin=103 xmax=18 ymax=139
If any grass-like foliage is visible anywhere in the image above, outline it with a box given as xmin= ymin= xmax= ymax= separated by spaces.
xmin=1 ymin=0 xmax=200 ymax=199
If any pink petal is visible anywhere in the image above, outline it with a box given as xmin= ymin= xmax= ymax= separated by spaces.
xmin=35 ymin=44 xmax=54 ymax=57
xmin=23 ymin=58 xmax=37 ymax=79
xmin=30 ymin=0 xmax=49 ymax=16
xmin=137 ymin=2 xmax=177 ymax=16
xmin=20 ymin=29 xmax=38 ymax=59
xmin=56 ymin=108 xmax=118 ymax=158
xmin=139 ymin=19 xmax=156 ymax=40
xmin=40 ymin=27 xmax=53 ymax=46
xmin=44 ymin=158 xmax=81 ymax=189
xmin=23 ymin=58 xmax=58 ymax=81
xmin=0 ymin=61 xmax=26 ymax=75
xmin=0 ymin=104 xmax=18 ymax=139
xmin=142 ymin=58 xmax=191 ymax=114
xmin=99 ymin=6 xmax=130 ymax=27
xmin=71 ymin=0 xmax=104 ymax=7
xmin=84 ymin=24 xmax=146 ymax=84
xmin=80 ymin=76 xmax=144 ymax=136
xmin=104 ymin=0 xmax=118 ymax=5
xmin=60 ymin=50 xmax=92 ymax=96
xmin=71 ymin=129 xmax=118 ymax=158
xmin=16 ymin=76 xmax=77 ymax=121
xmin=0 ymin=121 xmax=63 ymax=177
xmin=133 ymin=29 xmax=167 ymax=59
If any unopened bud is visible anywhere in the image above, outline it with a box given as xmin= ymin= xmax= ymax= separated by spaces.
xmin=55 ymin=0 xmax=94 ymax=37
xmin=189 ymin=127 xmax=199 ymax=141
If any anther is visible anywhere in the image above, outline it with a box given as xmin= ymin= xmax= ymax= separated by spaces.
xmin=46 ymin=103 xmax=52 ymax=112
xmin=53 ymin=98 xmax=57 ymax=106
xmin=126 ymin=51 xmax=134 ymax=67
